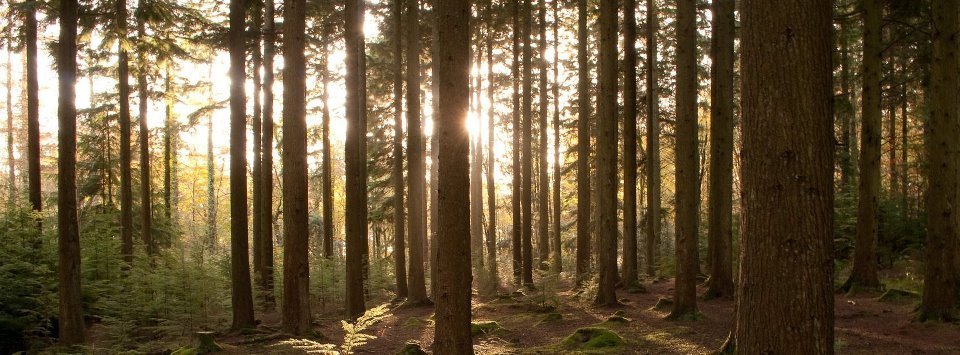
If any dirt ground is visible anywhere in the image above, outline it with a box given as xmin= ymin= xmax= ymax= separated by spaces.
xmin=203 ymin=278 xmax=960 ymax=354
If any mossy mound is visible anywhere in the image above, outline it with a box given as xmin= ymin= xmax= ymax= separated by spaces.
xmin=543 ymin=312 xmax=564 ymax=322
xmin=605 ymin=315 xmax=631 ymax=324
xmin=402 ymin=316 xmax=433 ymax=329
xmin=471 ymin=321 xmax=504 ymax=336
xmin=561 ymin=327 xmax=626 ymax=350
xmin=878 ymin=288 xmax=919 ymax=303
xmin=172 ymin=331 xmax=222 ymax=355
xmin=396 ymin=341 xmax=428 ymax=355
xmin=652 ymin=297 xmax=673 ymax=311
xmin=664 ymin=311 xmax=706 ymax=321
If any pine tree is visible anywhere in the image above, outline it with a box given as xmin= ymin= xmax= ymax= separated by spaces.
xmin=406 ymin=0 xmax=431 ymax=305
xmin=25 ymin=0 xmax=40 ymax=215
xmin=392 ymin=0 xmax=409 ymax=299
xmin=260 ymin=0 xmax=277 ymax=308
xmin=574 ymin=0 xmax=592 ymax=286
xmin=595 ymin=0 xmax=618 ymax=306
xmin=621 ymin=0 xmax=640 ymax=289
xmin=644 ymin=0 xmax=661 ymax=278
xmin=136 ymin=0 xmax=155 ymax=256
xmin=520 ymin=0 xmax=535 ymax=287
xmin=536 ymin=0 xmax=550 ymax=271
xmin=118 ymin=0 xmax=134 ymax=264
xmin=345 ymin=0 xmax=369 ymax=319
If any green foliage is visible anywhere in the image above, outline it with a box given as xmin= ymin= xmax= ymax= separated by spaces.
xmin=470 ymin=320 xmax=504 ymax=336
xmin=560 ymin=327 xmax=626 ymax=350
xmin=276 ymin=304 xmax=391 ymax=355
xmin=0 ymin=209 xmax=56 ymax=354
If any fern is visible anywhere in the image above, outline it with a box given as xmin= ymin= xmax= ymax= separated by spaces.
xmin=275 ymin=304 xmax=391 ymax=355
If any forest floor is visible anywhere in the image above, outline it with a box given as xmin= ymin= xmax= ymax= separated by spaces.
xmin=182 ymin=277 xmax=960 ymax=354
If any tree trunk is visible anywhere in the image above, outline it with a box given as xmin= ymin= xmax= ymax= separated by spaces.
xmin=550 ymin=0 xmax=561 ymax=274
xmin=281 ymin=0 xmax=311 ymax=334
xmin=163 ymin=70 xmax=174 ymax=221
xmin=345 ymin=0 xmax=369 ymax=319
xmin=406 ymin=0 xmax=431 ymax=304
xmin=919 ymin=0 xmax=959 ymax=322
xmin=846 ymin=0 xmax=882 ymax=291
xmin=26 ymin=2 xmax=40 ymax=214
xmin=670 ymin=0 xmax=699 ymax=318
xmin=536 ymin=0 xmax=550 ymax=271
xmin=621 ymin=0 xmax=640 ymax=289
xmin=644 ymin=0 xmax=660 ymax=278
xmin=430 ymin=0 xmax=441 ymax=297
xmin=321 ymin=25 xmax=335 ymax=260
xmin=511 ymin=0 xmax=524 ymax=285
xmin=899 ymin=98 xmax=908 ymax=210
xmin=736 ymin=0 xmax=835 ymax=351
xmin=57 ymin=0 xmax=84 ymax=344
xmin=251 ymin=0 xmax=264 ymax=288
xmin=118 ymin=0 xmax=134 ymax=264
xmin=595 ymin=0 xmax=618 ymax=306
xmin=229 ymin=0 xmax=255 ymax=330
xmin=471 ymin=70 xmax=485 ymax=270
xmin=206 ymin=68 xmax=217 ymax=251
xmin=704 ymin=0 xmax=735 ymax=300
xmin=136 ymin=0 xmax=155 ymax=256
xmin=575 ymin=0 xmax=591 ymax=287
xmin=520 ymin=0 xmax=535 ymax=287
xmin=260 ymin=0 xmax=277 ymax=309
xmin=839 ymin=16 xmax=853 ymax=191
xmin=392 ymin=0 xmax=409 ymax=300
xmin=432 ymin=0 xmax=473 ymax=351
xmin=6 ymin=36 xmax=14 ymax=206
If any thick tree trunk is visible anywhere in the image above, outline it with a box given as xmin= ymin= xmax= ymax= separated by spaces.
xmin=261 ymin=0 xmax=276 ymax=309
xmin=550 ymin=0 xmax=561 ymax=274
xmin=392 ymin=0 xmax=409 ymax=299
xmin=406 ymin=0 xmax=431 ymax=304
xmin=736 ymin=0 xmax=835 ymax=351
xmin=621 ymin=0 xmax=640 ymax=289
xmin=919 ymin=0 xmax=959 ymax=322
xmin=136 ymin=0 xmax=155 ymax=256
xmin=118 ymin=0 xmax=134 ymax=264
xmin=520 ymin=0 xmax=535 ymax=287
xmin=26 ymin=3 xmax=40 ymax=214
xmin=595 ymin=0 xmax=618 ymax=306
xmin=511 ymin=0 xmax=524 ymax=285
xmin=57 ymin=0 xmax=85 ymax=344
xmin=432 ymin=0 xmax=473 ymax=351
xmin=670 ymin=0 xmax=699 ymax=318
xmin=281 ymin=0 xmax=312 ymax=334
xmin=536 ymin=0 xmax=550 ymax=271
xmin=704 ymin=0 xmax=735 ymax=300
xmin=644 ymin=0 xmax=661 ymax=278
xmin=345 ymin=0 xmax=369 ymax=319
xmin=575 ymin=0 xmax=591 ymax=286
xmin=846 ymin=0 xmax=882 ymax=291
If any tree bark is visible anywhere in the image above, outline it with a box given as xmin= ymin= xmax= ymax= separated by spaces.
xmin=621 ymin=0 xmax=640 ymax=288
xmin=704 ymin=0 xmax=735 ymax=300
xmin=260 ymin=0 xmax=277 ymax=309
xmin=575 ymin=0 xmax=592 ymax=286
xmin=281 ymin=0 xmax=312 ymax=334
xmin=57 ymin=0 xmax=85 ymax=344
xmin=919 ymin=0 xmax=959 ymax=322
xmin=118 ymin=0 xmax=134 ymax=264
xmin=136 ymin=0 xmax=155 ymax=256
xmin=25 ymin=2 xmax=40 ymax=214
xmin=345 ymin=0 xmax=369 ymax=319
xmin=392 ymin=0 xmax=409 ymax=300
xmin=670 ymin=0 xmax=699 ymax=318
xmin=644 ymin=0 xmax=660 ymax=278
xmin=736 ymin=0 xmax=835 ymax=351
xmin=432 ymin=0 xmax=473 ymax=351
xmin=406 ymin=0 xmax=431 ymax=304
xmin=595 ymin=0 xmax=618 ymax=306
xmin=520 ymin=0 xmax=535 ymax=287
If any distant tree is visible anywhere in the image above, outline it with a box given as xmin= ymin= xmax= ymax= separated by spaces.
xmin=520 ymin=0 xmax=534 ymax=287
xmin=549 ymin=0 xmax=561 ymax=274
xmin=736 ymin=0 xmax=835 ymax=351
xmin=118 ymin=0 xmax=134 ymax=264
xmin=432 ymin=0 xmax=472 ymax=351
xmin=251 ymin=0 xmax=264 ymax=290
xmin=391 ymin=0 xmax=409 ymax=299
xmin=511 ymin=0 xmax=523 ymax=285
xmin=406 ymin=0 xmax=431 ymax=305
xmin=595 ymin=0 xmax=618 ymax=306
xmin=228 ymin=0 xmax=255 ymax=330
xmin=136 ymin=0 xmax=155 ymax=256
xmin=621 ymin=0 xmax=640 ymax=289
xmin=260 ymin=0 xmax=277 ymax=308
xmin=57 ymin=0 xmax=85 ymax=345
xmin=574 ymin=0 xmax=591 ymax=287
xmin=644 ymin=0 xmax=661 ymax=278
xmin=321 ymin=21 xmax=335 ymax=260
xmin=536 ymin=0 xmax=550 ymax=271
xmin=345 ymin=0 xmax=369 ymax=319
xmin=25 ymin=0 xmax=40 ymax=214
xmin=486 ymin=0 xmax=500 ymax=283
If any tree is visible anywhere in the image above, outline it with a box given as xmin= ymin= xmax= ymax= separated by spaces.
xmin=736 ymin=0 xmax=834 ymax=351
xmin=280 ymin=0 xmax=312 ymax=334
xmin=595 ymin=0 xmax=618 ymax=306
xmin=24 ymin=2 xmax=40 ymax=215
xmin=260 ymin=0 xmax=277 ymax=309
xmin=670 ymin=0 xmax=699 ymax=319
xmin=136 ymin=0 xmax=155 ymax=256
xmin=574 ymin=0 xmax=591 ymax=286
xmin=486 ymin=0 xmax=500 ymax=284
xmin=704 ymin=0 xmax=735 ymax=299
xmin=321 ymin=22 xmax=335 ymax=260
xmin=845 ymin=0 xmax=882 ymax=292
xmin=550 ymin=0 xmax=561 ymax=274
xmin=5 ymin=33 xmax=13 ymax=205
xmin=520 ymin=0 xmax=534 ymax=287
xmin=644 ymin=0 xmax=660 ymax=278
xmin=511 ymin=0 xmax=523 ymax=285
xmin=345 ymin=0 xmax=368 ymax=319
xmin=57 ymin=0 xmax=84 ymax=345
xmin=919 ymin=0 xmax=959 ymax=322
xmin=432 ymin=0 xmax=472 ymax=351
xmin=118 ymin=0 xmax=134 ymax=264
xmin=406 ymin=0 xmax=431 ymax=305
xmin=392 ymin=0 xmax=409 ymax=300
xmin=621 ymin=0 xmax=640 ymax=289
xmin=228 ymin=0 xmax=255 ymax=330
xmin=536 ymin=0 xmax=550 ymax=271
xmin=251 ymin=0 xmax=264 ymax=290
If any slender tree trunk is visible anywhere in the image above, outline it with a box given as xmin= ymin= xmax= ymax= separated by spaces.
xmin=471 ymin=56 xmax=484 ymax=270
xmin=511 ymin=0 xmax=524 ymax=285
xmin=136 ymin=0 xmax=154 ymax=256
xmin=6 ymin=36 xmax=14 ymax=206
xmin=432 ymin=0 xmax=472 ymax=351
xmin=206 ymin=68 xmax=217 ymax=251
xmin=57 ymin=0 xmax=84 ymax=344
xmin=406 ymin=0 xmax=431 ymax=304
xmin=321 ymin=26 xmax=335 ymax=260
xmin=736 ymin=0 xmax=835 ymax=351
xmin=899 ymin=98 xmax=908 ymax=210
xmin=575 ymin=0 xmax=591 ymax=286
xmin=670 ymin=0 xmax=700 ymax=318
xmin=392 ymin=0 xmax=409 ymax=299
xmin=261 ymin=0 xmax=277 ymax=309
xmin=26 ymin=3 xmax=40 ymax=214
xmin=345 ymin=0 xmax=369 ymax=319
xmin=644 ymin=0 xmax=661 ymax=278
xmin=163 ymin=70 xmax=173 ymax=221
xmin=846 ymin=0 xmax=882 ymax=291
xmin=487 ymin=0 xmax=500 ymax=283
xmin=251 ymin=0 xmax=264 ymax=288
xmin=888 ymin=97 xmax=898 ymax=197
xmin=520 ymin=0 xmax=535 ymax=287
xmin=704 ymin=0 xmax=735 ymax=300
xmin=536 ymin=0 xmax=550 ymax=271
xmin=595 ymin=0 xmax=618 ymax=306
xmin=281 ymin=0 xmax=311 ymax=334
xmin=118 ymin=0 xmax=134 ymax=264
xmin=839 ymin=17 xmax=853 ymax=191
xmin=621 ymin=0 xmax=640 ymax=289
xmin=550 ymin=0 xmax=561 ymax=275
xmin=229 ymin=0 xmax=255 ymax=329
xmin=919 ymin=0 xmax=959 ymax=322
xmin=430 ymin=0 xmax=441 ymax=297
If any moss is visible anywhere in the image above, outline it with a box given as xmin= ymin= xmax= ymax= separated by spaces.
xmin=543 ymin=312 xmax=563 ymax=322
xmin=471 ymin=321 xmax=504 ymax=336
xmin=402 ymin=317 xmax=434 ymax=329
xmin=652 ymin=297 xmax=674 ymax=311
xmin=561 ymin=327 xmax=626 ymax=350
xmin=878 ymin=288 xmax=919 ymax=303
xmin=605 ymin=315 xmax=631 ymax=324
xmin=396 ymin=341 xmax=428 ymax=355
xmin=664 ymin=311 xmax=706 ymax=321
xmin=170 ymin=347 xmax=197 ymax=355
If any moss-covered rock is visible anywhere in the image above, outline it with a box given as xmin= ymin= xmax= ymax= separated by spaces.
xmin=561 ymin=327 xmax=626 ymax=350
xmin=471 ymin=321 xmax=504 ymax=336
xmin=396 ymin=341 xmax=428 ymax=355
